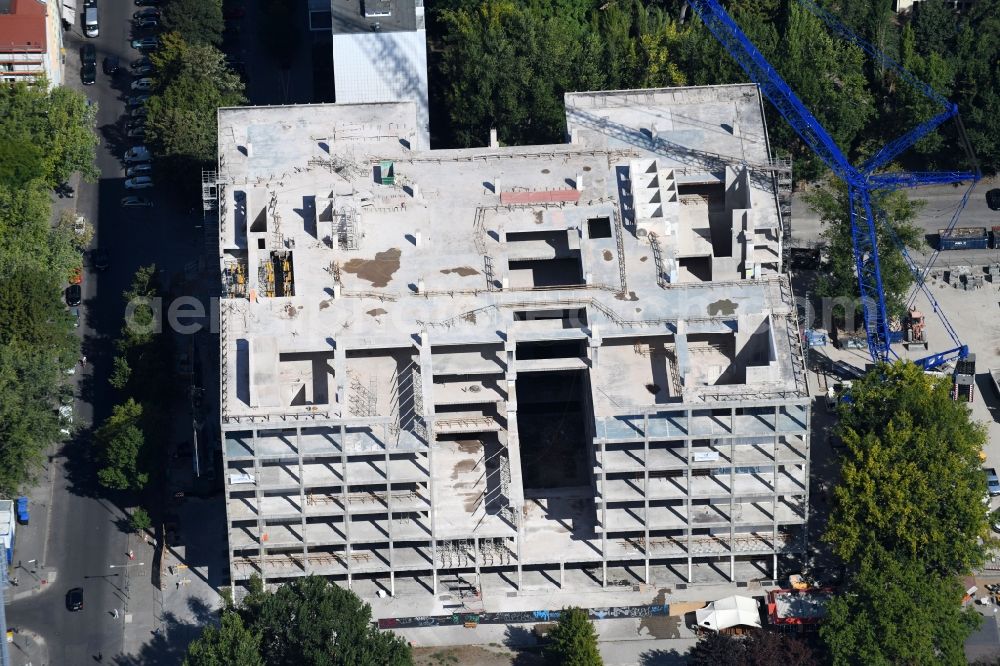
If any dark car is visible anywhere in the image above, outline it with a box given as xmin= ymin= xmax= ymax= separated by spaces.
xmin=133 ymin=8 xmax=160 ymax=19
xmin=134 ymin=0 xmax=160 ymax=5
xmin=80 ymin=45 xmax=97 ymax=85
xmin=66 ymin=587 xmax=83 ymax=611
xmin=127 ymin=93 xmax=150 ymax=107
xmin=81 ymin=62 xmax=96 ymax=85
xmin=102 ymin=55 xmax=120 ymax=75
xmin=134 ymin=16 xmax=159 ymax=29
xmin=65 ymin=284 xmax=82 ymax=307
xmin=92 ymin=248 xmax=110 ymax=271
xmin=987 ymin=189 xmax=1000 ymax=211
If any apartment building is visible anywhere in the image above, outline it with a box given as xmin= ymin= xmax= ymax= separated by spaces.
xmin=0 ymin=0 xmax=63 ymax=86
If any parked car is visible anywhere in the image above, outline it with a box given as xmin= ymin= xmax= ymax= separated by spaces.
xmin=129 ymin=105 xmax=149 ymax=119
xmin=133 ymin=8 xmax=159 ymax=19
xmin=125 ymin=176 xmax=154 ymax=190
xmin=121 ymin=196 xmax=153 ymax=208
xmin=92 ymin=248 xmax=110 ymax=270
xmin=131 ymin=77 xmax=154 ymax=91
xmin=125 ymin=163 xmax=152 ymax=178
xmin=123 ymin=145 xmax=151 ymax=163
xmin=131 ymin=55 xmax=152 ymax=69
xmin=135 ymin=0 xmax=160 ymax=5
xmin=68 ymin=265 xmax=82 ymax=285
xmin=132 ymin=63 xmax=154 ymax=76
xmin=127 ymin=127 xmax=147 ymax=140
xmin=68 ymin=305 xmax=81 ymax=328
xmin=66 ymin=588 xmax=84 ymax=612
xmin=131 ymin=36 xmax=160 ymax=50
xmin=102 ymin=55 xmax=120 ymax=76
xmin=65 ymin=284 xmax=82 ymax=307
xmin=134 ymin=16 xmax=159 ymax=29
xmin=127 ymin=93 xmax=150 ymax=107
xmin=80 ymin=44 xmax=96 ymax=85
xmin=81 ymin=61 xmax=96 ymax=85
xmin=987 ymin=468 xmax=1000 ymax=496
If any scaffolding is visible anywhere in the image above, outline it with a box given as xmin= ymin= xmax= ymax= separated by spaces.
xmin=349 ymin=373 xmax=378 ymax=417
xmin=336 ymin=207 xmax=358 ymax=250
xmin=223 ymin=257 xmax=248 ymax=299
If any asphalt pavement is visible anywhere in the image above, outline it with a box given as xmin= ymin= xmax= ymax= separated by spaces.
xmin=6 ymin=5 xmax=201 ymax=664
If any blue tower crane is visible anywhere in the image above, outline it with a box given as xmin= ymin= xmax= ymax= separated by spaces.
xmin=686 ymin=0 xmax=980 ymax=370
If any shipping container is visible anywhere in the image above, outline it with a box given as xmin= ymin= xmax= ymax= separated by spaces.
xmin=938 ymin=227 xmax=989 ymax=250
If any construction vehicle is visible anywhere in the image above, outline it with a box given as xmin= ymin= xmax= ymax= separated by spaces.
xmin=687 ymin=0 xmax=978 ymax=372
xmin=903 ymin=308 xmax=928 ymax=350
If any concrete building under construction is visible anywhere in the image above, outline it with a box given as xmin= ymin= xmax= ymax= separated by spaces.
xmin=213 ymin=84 xmax=810 ymax=601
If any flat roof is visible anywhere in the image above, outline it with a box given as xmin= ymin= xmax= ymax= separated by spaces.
xmin=331 ymin=0 xmax=417 ymax=34
xmin=216 ymin=85 xmax=805 ymax=423
xmin=0 ymin=0 xmax=46 ymax=51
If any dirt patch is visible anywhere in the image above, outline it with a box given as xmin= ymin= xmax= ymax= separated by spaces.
xmin=456 ymin=439 xmax=481 ymax=454
xmin=603 ymin=250 xmax=613 ymax=261
xmin=319 ymin=300 xmax=331 ymax=310
xmin=341 ymin=248 xmax=401 ymax=288
xmin=414 ymin=645 xmax=535 ymax=666
xmin=452 ymin=459 xmax=476 ymax=480
xmin=615 ymin=291 xmax=639 ymax=301
xmin=640 ymin=255 xmax=648 ymax=262
xmin=441 ymin=266 xmax=480 ymax=277
xmin=366 ymin=308 xmax=388 ymax=317
xmin=708 ymin=298 xmax=738 ymax=316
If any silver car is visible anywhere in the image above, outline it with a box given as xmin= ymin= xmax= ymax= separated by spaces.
xmin=125 ymin=176 xmax=154 ymax=190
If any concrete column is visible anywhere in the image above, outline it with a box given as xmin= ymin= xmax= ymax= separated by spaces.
xmin=559 ymin=562 xmax=564 ymax=589
xmin=489 ymin=128 xmax=499 ymax=149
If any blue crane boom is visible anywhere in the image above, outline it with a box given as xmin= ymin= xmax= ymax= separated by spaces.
xmin=686 ymin=0 xmax=979 ymax=370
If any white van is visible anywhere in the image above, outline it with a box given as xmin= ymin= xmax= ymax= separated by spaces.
xmin=84 ymin=6 xmax=99 ymax=38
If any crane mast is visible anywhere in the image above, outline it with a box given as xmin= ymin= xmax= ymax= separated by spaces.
xmin=687 ymin=0 xmax=979 ymax=369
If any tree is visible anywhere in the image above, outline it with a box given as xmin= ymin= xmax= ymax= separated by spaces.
xmin=130 ymin=507 xmax=152 ymax=534
xmin=238 ymin=575 xmax=412 ymax=666
xmin=544 ymin=607 xmax=602 ymax=666
xmin=56 ymin=209 xmax=94 ymax=251
xmin=94 ymin=399 xmax=148 ymax=491
xmin=825 ymin=362 xmax=989 ymax=575
xmin=109 ymin=355 xmax=132 ymax=390
xmin=804 ymin=178 xmax=924 ymax=319
xmin=161 ymin=0 xmax=224 ymax=46
xmin=146 ymin=33 xmax=245 ymax=165
xmin=821 ymin=546 xmax=981 ymax=665
xmin=687 ymin=632 xmax=743 ymax=666
xmin=687 ymin=630 xmax=816 ymax=666
xmin=183 ymin=610 xmax=264 ymax=666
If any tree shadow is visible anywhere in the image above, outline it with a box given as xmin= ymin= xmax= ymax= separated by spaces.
xmin=110 ymin=609 xmax=213 ymax=666
xmin=639 ymin=647 xmax=687 ymax=665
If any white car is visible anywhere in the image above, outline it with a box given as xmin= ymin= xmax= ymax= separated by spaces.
xmin=124 ymin=146 xmax=151 ymax=163
xmin=131 ymin=77 xmax=154 ymax=91
xmin=125 ymin=176 xmax=154 ymax=190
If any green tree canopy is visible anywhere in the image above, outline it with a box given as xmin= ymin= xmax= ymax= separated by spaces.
xmin=161 ymin=0 xmax=224 ymax=46
xmin=544 ymin=607 xmax=602 ymax=666
xmin=237 ymin=575 xmax=412 ymax=666
xmin=146 ymin=32 xmax=245 ymax=165
xmin=821 ymin=546 xmax=981 ymax=665
xmin=825 ymin=362 xmax=989 ymax=574
xmin=804 ymin=178 xmax=924 ymax=318
xmin=183 ymin=611 xmax=264 ymax=666
xmin=94 ymin=399 xmax=148 ymax=491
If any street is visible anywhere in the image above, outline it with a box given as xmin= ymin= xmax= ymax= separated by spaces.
xmin=6 ymin=4 xmax=200 ymax=664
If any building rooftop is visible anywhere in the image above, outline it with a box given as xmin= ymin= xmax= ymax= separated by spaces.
xmin=215 ymin=84 xmax=805 ymax=425
xmin=331 ymin=0 xmax=419 ymax=34
xmin=0 ymin=0 xmax=46 ymax=52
